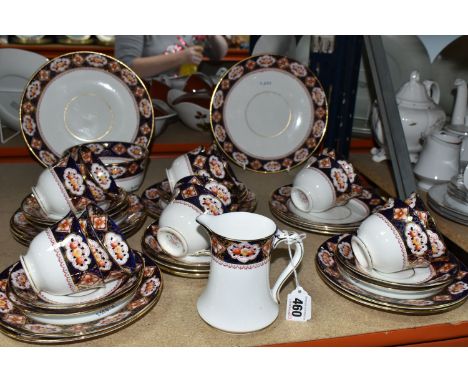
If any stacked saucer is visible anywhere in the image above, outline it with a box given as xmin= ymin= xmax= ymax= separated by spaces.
xmin=428 ymin=177 xmax=468 ymax=226
xmin=269 ymin=149 xmax=386 ymax=235
xmin=10 ymin=192 xmax=146 ymax=246
xmin=1 ymin=205 xmax=163 ymax=344
xmin=140 ymin=144 xmax=257 ymax=277
xmin=0 ymin=252 xmax=163 ymax=344
xmin=316 ymin=234 xmax=467 ymax=314
xmin=269 ymin=185 xmax=384 ymax=235
xmin=316 ymin=194 xmax=468 ymax=315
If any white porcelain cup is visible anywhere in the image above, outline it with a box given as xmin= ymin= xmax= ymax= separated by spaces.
xmin=166 ymin=154 xmax=193 ymax=192
xmin=290 ymin=167 xmax=335 ymax=212
xmin=351 ymin=212 xmax=431 ymax=274
xmin=32 ymin=169 xmax=75 ymax=220
xmin=20 ymin=227 xmax=101 ymax=296
xmin=157 ymin=182 xmax=227 ymax=257
xmin=157 ymin=201 xmax=210 ymax=258
xmin=351 ymin=214 xmax=406 ymax=274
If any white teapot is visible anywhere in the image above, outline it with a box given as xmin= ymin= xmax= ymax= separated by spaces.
xmin=371 ymin=70 xmax=446 ymax=163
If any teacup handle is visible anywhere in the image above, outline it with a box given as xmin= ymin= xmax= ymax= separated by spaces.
xmin=270 ymin=230 xmax=304 ymax=303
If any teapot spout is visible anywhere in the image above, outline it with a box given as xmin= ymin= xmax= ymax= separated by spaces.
xmin=452 ymin=79 xmax=467 ymax=126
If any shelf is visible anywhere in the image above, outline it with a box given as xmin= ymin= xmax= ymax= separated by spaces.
xmin=0 ymin=121 xmax=212 ymax=163
xmin=0 ymin=43 xmax=249 ymax=62
xmin=0 ymin=158 xmax=467 ymax=346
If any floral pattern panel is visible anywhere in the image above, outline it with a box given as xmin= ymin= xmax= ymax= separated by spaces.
xmin=376 ymin=197 xmax=446 ymax=268
xmin=47 ymin=212 xmax=105 ymax=291
xmin=82 ymin=205 xmax=137 ymax=274
xmin=210 ymin=232 xmax=274 ymax=268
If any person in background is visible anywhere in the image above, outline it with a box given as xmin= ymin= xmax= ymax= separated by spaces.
xmin=114 ymin=35 xmax=228 ymax=79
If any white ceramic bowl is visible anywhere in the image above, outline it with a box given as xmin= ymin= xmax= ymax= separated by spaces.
xmin=152 ymin=99 xmax=177 ymax=137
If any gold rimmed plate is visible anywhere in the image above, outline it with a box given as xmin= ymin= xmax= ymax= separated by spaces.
xmin=210 ymin=54 xmax=328 ymax=173
xmin=316 ymin=235 xmax=468 ymax=314
xmin=20 ymin=189 xmax=127 ymax=227
xmin=13 ymin=193 xmax=146 ymax=246
xmin=332 ymin=233 xmax=458 ymax=290
xmin=20 ymin=51 xmax=154 ymax=167
xmin=0 ymin=252 xmax=163 ymax=343
xmin=269 ymin=185 xmax=385 ymax=235
xmin=7 ymin=251 xmax=144 ymax=313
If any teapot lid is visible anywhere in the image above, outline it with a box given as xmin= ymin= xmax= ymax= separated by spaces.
xmin=396 ymin=70 xmax=435 ymax=108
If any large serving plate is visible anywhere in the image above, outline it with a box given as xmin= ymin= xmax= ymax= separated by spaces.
xmin=269 ymin=185 xmax=385 ymax=235
xmin=0 ymin=252 xmax=163 ymax=344
xmin=0 ymin=49 xmax=48 ymax=130
xmin=316 ymin=235 xmax=468 ymax=314
xmin=20 ymin=51 xmax=154 ymax=167
xmin=210 ymin=55 xmax=327 ymax=173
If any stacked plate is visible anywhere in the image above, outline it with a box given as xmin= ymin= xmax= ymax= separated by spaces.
xmin=10 ymin=191 xmax=146 ymax=246
xmin=428 ymin=179 xmax=468 ymax=226
xmin=0 ymin=251 xmax=163 ymax=344
xmin=269 ymin=185 xmax=385 ymax=235
xmin=140 ymin=180 xmax=257 ymax=278
xmin=316 ymin=233 xmax=468 ymax=314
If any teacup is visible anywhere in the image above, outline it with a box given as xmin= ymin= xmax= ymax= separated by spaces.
xmin=351 ymin=196 xmax=444 ymax=274
xmin=79 ymin=204 xmax=138 ymax=276
xmin=157 ymin=183 xmax=227 ymax=257
xmin=291 ymin=149 xmax=363 ymax=212
xmin=174 ymin=175 xmax=238 ymax=212
xmin=166 ymin=144 xmax=241 ymax=194
xmin=77 ymin=146 xmax=121 ymax=198
xmin=32 ymin=155 xmax=96 ymax=220
xmin=70 ymin=142 xmax=149 ymax=192
xmin=20 ymin=211 xmax=105 ymax=296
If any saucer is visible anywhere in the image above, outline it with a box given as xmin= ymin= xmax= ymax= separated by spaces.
xmin=141 ymin=178 xmax=257 ymax=219
xmin=20 ymin=290 xmax=135 ymax=326
xmin=0 ymin=252 xmax=163 ymax=343
xmin=0 ymin=48 xmax=48 ymax=130
xmin=427 ymin=183 xmax=468 ymax=226
xmin=211 ymin=55 xmax=327 ymax=173
xmin=12 ymin=193 xmax=146 ymax=246
xmin=287 ymin=198 xmax=369 ymax=224
xmin=8 ymin=252 xmax=144 ymax=313
xmin=316 ymin=235 xmax=468 ymax=314
xmin=20 ymin=52 xmax=154 ymax=167
xmin=337 ymin=264 xmax=447 ymax=300
xmin=21 ymin=189 xmax=127 ymax=226
xmin=332 ymin=234 xmax=457 ymax=289
xmin=269 ymin=185 xmax=385 ymax=235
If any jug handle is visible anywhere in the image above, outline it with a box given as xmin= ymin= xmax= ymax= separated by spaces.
xmin=423 ymin=80 xmax=440 ymax=105
xmin=270 ymin=230 xmax=304 ymax=304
